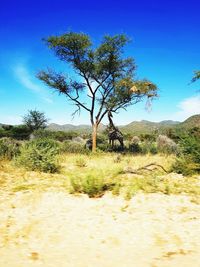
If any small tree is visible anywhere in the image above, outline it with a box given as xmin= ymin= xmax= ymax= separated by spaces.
xmin=23 ymin=110 xmax=48 ymax=132
xmin=37 ymin=32 xmax=158 ymax=151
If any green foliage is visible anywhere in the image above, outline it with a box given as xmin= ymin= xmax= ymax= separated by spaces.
xmin=37 ymin=31 xmax=158 ymax=151
xmin=33 ymin=129 xmax=78 ymax=141
xmin=171 ymin=133 xmax=200 ymax=175
xmin=16 ymin=139 xmax=60 ymax=173
xmin=129 ymin=143 xmax=141 ymax=153
xmin=191 ymin=70 xmax=200 ymax=82
xmin=0 ymin=137 xmax=20 ymax=160
xmin=23 ymin=110 xmax=48 ymax=132
xmin=70 ymin=174 xmax=113 ymax=198
xmin=0 ymin=125 xmax=31 ymax=140
xmin=171 ymin=157 xmax=198 ymax=176
xmin=140 ymin=133 xmax=156 ymax=142
xmin=97 ymin=143 xmax=111 ymax=152
xmin=180 ymin=135 xmax=200 ymax=164
xmin=61 ymin=141 xmax=88 ymax=154
xmin=85 ymin=135 xmax=109 ymax=151
xmin=140 ymin=141 xmax=158 ymax=154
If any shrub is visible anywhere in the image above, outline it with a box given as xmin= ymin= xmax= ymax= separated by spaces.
xmin=98 ymin=143 xmax=110 ymax=152
xmin=61 ymin=141 xmax=88 ymax=154
xmin=33 ymin=129 xmax=78 ymax=142
xmin=157 ymin=135 xmax=178 ymax=154
xmin=85 ymin=135 xmax=108 ymax=151
xmin=171 ymin=134 xmax=200 ymax=176
xmin=131 ymin=136 xmax=140 ymax=144
xmin=129 ymin=143 xmax=141 ymax=153
xmin=72 ymin=136 xmax=85 ymax=143
xmin=75 ymin=156 xmax=87 ymax=167
xmin=180 ymin=135 xmax=200 ymax=164
xmin=0 ymin=125 xmax=31 ymax=140
xmin=0 ymin=137 xmax=21 ymax=160
xmin=171 ymin=157 xmax=199 ymax=176
xmin=140 ymin=133 xmax=156 ymax=142
xmin=140 ymin=141 xmax=157 ymax=154
xmin=70 ymin=174 xmax=114 ymax=198
xmin=16 ymin=138 xmax=60 ymax=173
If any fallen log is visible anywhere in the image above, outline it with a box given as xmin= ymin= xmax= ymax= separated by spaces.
xmin=123 ymin=163 xmax=168 ymax=174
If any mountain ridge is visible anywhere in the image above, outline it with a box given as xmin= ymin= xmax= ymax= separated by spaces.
xmin=1 ymin=114 xmax=199 ymax=134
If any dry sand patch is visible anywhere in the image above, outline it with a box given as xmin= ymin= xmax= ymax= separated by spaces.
xmin=0 ymin=191 xmax=199 ymax=267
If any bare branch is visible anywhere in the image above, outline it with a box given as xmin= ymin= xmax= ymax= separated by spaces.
xmin=71 ymin=104 xmax=81 ymax=119
xmin=123 ymin=163 xmax=168 ymax=174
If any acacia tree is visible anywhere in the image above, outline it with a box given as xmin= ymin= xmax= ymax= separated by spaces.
xmin=23 ymin=110 xmax=48 ymax=132
xmin=37 ymin=32 xmax=158 ymax=151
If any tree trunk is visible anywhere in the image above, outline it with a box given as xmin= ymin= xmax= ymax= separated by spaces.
xmin=92 ymin=123 xmax=97 ymax=152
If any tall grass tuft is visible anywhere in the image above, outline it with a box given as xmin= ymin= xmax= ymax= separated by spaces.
xmin=70 ymin=174 xmax=114 ymax=198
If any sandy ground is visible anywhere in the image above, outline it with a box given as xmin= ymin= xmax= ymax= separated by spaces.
xmin=0 ymin=191 xmax=200 ymax=267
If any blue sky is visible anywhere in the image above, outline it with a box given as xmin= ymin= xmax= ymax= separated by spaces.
xmin=0 ymin=0 xmax=200 ymax=125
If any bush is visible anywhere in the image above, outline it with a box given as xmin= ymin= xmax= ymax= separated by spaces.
xmin=70 ymin=174 xmax=114 ymax=198
xmin=140 ymin=133 xmax=156 ymax=142
xmin=61 ymin=141 xmax=88 ymax=154
xmin=170 ymin=133 xmax=200 ymax=176
xmin=75 ymin=156 xmax=87 ymax=167
xmin=171 ymin=157 xmax=199 ymax=176
xmin=97 ymin=143 xmax=111 ymax=152
xmin=85 ymin=135 xmax=108 ymax=151
xmin=0 ymin=137 xmax=21 ymax=160
xmin=140 ymin=141 xmax=157 ymax=154
xmin=180 ymin=135 xmax=200 ymax=164
xmin=16 ymin=138 xmax=60 ymax=173
xmin=0 ymin=125 xmax=31 ymax=140
xmin=33 ymin=129 xmax=78 ymax=142
xmin=129 ymin=143 xmax=141 ymax=153
xmin=157 ymin=135 xmax=178 ymax=154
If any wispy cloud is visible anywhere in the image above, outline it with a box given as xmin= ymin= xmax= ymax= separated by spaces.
xmin=173 ymin=95 xmax=200 ymax=121
xmin=14 ymin=64 xmax=53 ymax=103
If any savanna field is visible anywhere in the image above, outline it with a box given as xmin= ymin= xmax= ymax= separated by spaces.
xmin=0 ymin=150 xmax=200 ymax=267
xmin=0 ymin=113 xmax=200 ymax=267
xmin=1 ymin=3 xmax=200 ymax=266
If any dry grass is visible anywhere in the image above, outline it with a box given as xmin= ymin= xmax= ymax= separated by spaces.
xmin=0 ymin=153 xmax=199 ymax=199
xmin=0 ymin=153 xmax=200 ymax=267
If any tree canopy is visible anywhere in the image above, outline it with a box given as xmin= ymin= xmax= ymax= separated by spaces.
xmin=37 ymin=32 xmax=158 ymax=151
xmin=23 ymin=110 xmax=48 ymax=132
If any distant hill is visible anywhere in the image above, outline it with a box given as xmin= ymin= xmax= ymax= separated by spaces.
xmin=0 ymin=123 xmax=11 ymax=129
xmin=159 ymin=120 xmax=180 ymax=125
xmin=47 ymin=119 xmax=183 ymax=134
xmin=179 ymin=114 xmax=200 ymax=128
xmin=47 ymin=123 xmax=106 ymax=133
xmin=119 ymin=119 xmax=182 ymax=135
xmin=1 ymin=114 xmax=200 ymax=135
xmin=121 ymin=115 xmax=200 ymax=134
xmin=48 ymin=123 xmax=92 ymax=132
